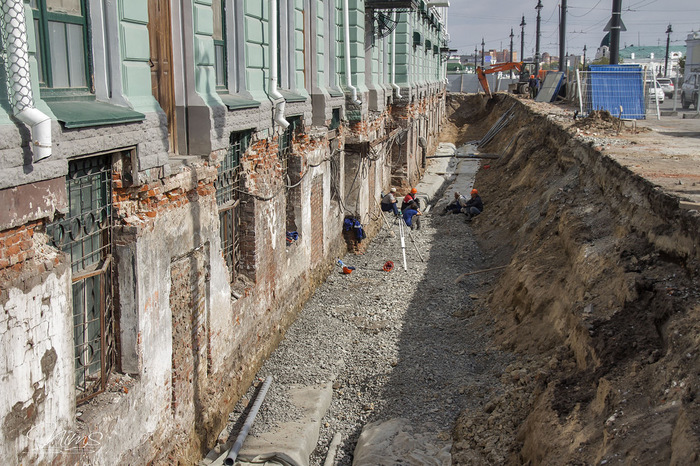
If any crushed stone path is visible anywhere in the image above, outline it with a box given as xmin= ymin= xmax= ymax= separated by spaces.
xmin=208 ymin=167 xmax=513 ymax=465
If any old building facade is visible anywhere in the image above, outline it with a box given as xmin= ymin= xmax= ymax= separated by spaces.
xmin=0 ymin=0 xmax=448 ymax=463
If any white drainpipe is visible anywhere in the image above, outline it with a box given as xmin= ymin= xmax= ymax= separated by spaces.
xmin=390 ymin=11 xmax=401 ymax=98
xmin=269 ymin=0 xmax=289 ymax=128
xmin=342 ymin=0 xmax=361 ymax=105
xmin=3 ymin=0 xmax=51 ymax=162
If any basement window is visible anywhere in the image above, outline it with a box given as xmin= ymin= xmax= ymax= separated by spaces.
xmin=46 ymin=151 xmax=118 ymax=404
xmin=216 ymin=130 xmax=251 ymax=284
xmin=280 ymin=117 xmax=303 ymax=245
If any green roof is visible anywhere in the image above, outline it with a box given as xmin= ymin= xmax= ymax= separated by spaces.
xmin=619 ymin=45 xmax=686 ymax=59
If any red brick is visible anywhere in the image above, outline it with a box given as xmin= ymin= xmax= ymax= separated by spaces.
xmin=0 ymin=258 xmax=9 ymax=269
xmin=6 ymin=244 xmax=20 ymax=256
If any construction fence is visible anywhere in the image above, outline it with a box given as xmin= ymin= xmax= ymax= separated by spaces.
xmin=574 ymin=65 xmax=662 ymax=120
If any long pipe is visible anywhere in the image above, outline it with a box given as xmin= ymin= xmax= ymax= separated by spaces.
xmin=224 ymin=376 xmax=273 ymax=465
xmin=269 ymin=0 xmax=289 ymax=128
xmin=3 ymin=0 xmax=52 ymax=162
xmin=342 ymin=0 xmax=361 ymax=105
xmin=390 ymin=12 xmax=401 ymax=98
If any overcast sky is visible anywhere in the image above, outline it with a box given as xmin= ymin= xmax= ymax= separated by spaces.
xmin=447 ymin=0 xmax=699 ymax=58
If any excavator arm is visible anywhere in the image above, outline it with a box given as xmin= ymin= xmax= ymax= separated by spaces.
xmin=476 ymin=62 xmax=525 ymax=98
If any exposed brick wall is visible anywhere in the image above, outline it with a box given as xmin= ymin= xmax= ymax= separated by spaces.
xmin=170 ymin=247 xmax=209 ymax=420
xmin=310 ymin=176 xmax=323 ymax=265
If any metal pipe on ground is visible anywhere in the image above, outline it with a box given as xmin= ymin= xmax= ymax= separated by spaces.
xmin=323 ymin=433 xmax=343 ymax=466
xmin=224 ymin=376 xmax=273 ymax=466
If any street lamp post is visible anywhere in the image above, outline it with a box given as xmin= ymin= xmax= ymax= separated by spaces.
xmin=474 ymin=46 xmax=477 ymax=71
xmin=535 ymin=0 xmax=543 ymax=77
xmin=520 ymin=16 xmax=526 ymax=63
xmin=664 ymin=24 xmax=672 ymax=77
xmin=509 ymin=28 xmax=514 ymax=77
xmin=481 ymin=38 xmax=485 ymax=67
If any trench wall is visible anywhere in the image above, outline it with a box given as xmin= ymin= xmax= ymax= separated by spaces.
xmin=450 ymin=94 xmax=700 ymax=464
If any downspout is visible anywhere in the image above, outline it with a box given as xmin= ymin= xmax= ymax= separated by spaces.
xmin=390 ymin=12 xmax=401 ymax=98
xmin=269 ymin=0 xmax=289 ymax=128
xmin=342 ymin=0 xmax=361 ymax=105
xmin=3 ymin=0 xmax=51 ymax=162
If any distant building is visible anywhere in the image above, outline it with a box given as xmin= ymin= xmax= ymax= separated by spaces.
xmin=620 ymin=45 xmax=686 ymax=77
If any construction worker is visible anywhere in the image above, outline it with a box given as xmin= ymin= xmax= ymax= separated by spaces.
xmin=443 ymin=191 xmax=468 ymax=214
xmin=401 ymin=188 xmax=419 ymax=211
xmin=381 ymin=187 xmax=400 ymax=217
xmin=528 ymin=75 xmax=537 ymax=98
xmin=402 ymin=201 xmax=422 ymax=230
xmin=462 ymin=188 xmax=483 ymax=221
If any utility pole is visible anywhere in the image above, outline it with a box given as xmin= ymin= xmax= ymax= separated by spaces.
xmin=609 ymin=0 xmax=622 ymax=64
xmin=481 ymin=38 xmax=485 ymax=67
xmin=474 ymin=45 xmax=478 ymax=71
xmin=559 ymin=0 xmax=567 ymax=72
xmin=509 ymin=28 xmax=515 ymax=77
xmin=664 ymin=24 xmax=672 ymax=77
xmin=583 ymin=44 xmax=587 ymax=69
xmin=535 ymin=0 xmax=543 ymax=77
xmin=520 ymin=15 xmax=526 ymax=62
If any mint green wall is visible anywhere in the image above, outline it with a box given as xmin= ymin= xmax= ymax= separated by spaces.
xmin=293 ymin=0 xmax=307 ymax=95
xmin=119 ymin=0 xmax=161 ymax=112
xmin=315 ymin=0 xmax=325 ymax=88
xmin=191 ymin=0 xmax=223 ymax=106
xmin=244 ymin=0 xmax=269 ymax=99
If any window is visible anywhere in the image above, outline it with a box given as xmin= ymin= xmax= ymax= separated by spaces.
xmin=46 ymin=153 xmax=116 ymax=403
xmin=216 ymin=131 xmax=251 ymax=283
xmin=280 ymin=117 xmax=303 ymax=236
xmin=30 ymin=0 xmax=90 ymax=91
xmin=212 ymin=0 xmax=226 ymax=89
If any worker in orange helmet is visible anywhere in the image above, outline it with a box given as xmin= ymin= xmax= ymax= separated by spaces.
xmin=401 ymin=187 xmax=419 ymax=211
xmin=462 ymin=188 xmax=483 ymax=221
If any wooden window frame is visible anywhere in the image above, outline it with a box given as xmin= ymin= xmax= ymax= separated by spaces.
xmin=30 ymin=0 xmax=92 ymax=97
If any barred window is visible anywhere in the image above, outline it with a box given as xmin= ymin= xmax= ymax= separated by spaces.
xmin=46 ymin=153 xmax=116 ymax=404
xmin=216 ymin=131 xmax=251 ymax=283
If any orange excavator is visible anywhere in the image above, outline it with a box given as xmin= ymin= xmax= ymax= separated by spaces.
xmin=476 ymin=62 xmax=538 ymax=98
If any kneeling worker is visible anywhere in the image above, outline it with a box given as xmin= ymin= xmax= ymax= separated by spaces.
xmin=402 ymin=201 xmax=422 ymax=230
xmin=463 ymin=188 xmax=483 ymax=220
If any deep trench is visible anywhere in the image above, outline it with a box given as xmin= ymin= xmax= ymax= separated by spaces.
xmin=212 ymin=94 xmax=700 ymax=465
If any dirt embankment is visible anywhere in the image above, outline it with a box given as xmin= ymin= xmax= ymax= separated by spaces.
xmin=446 ymin=94 xmax=700 ymax=465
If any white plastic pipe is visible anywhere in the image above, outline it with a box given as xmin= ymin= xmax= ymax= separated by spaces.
xmin=342 ymin=0 xmax=361 ymax=105
xmin=269 ymin=0 xmax=289 ymax=128
xmin=4 ymin=0 xmax=52 ymax=162
xmin=390 ymin=12 xmax=401 ymax=98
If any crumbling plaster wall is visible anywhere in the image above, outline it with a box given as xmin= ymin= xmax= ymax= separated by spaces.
xmin=0 ymin=268 xmax=72 ymax=464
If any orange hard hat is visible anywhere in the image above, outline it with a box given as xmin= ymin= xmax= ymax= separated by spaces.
xmin=411 ymin=188 xmax=417 ymax=194
xmin=530 ymin=75 xmax=534 ymax=79
xmin=471 ymin=189 xmax=478 ymax=195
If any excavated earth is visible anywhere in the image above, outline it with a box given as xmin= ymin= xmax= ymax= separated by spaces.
xmin=209 ymin=94 xmax=700 ymax=466
xmin=446 ymin=94 xmax=700 ymax=464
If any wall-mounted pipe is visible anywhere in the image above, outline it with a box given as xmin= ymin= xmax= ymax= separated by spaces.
xmin=3 ymin=0 xmax=51 ymax=162
xmin=342 ymin=0 xmax=361 ymax=105
xmin=269 ymin=0 xmax=289 ymax=128
xmin=390 ymin=11 xmax=401 ymax=98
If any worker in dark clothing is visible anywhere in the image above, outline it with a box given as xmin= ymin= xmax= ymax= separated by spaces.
xmin=528 ymin=75 xmax=537 ymax=98
xmin=401 ymin=188 xmax=419 ymax=211
xmin=402 ymin=201 xmax=422 ymax=230
xmin=381 ymin=187 xmax=400 ymax=217
xmin=462 ymin=188 xmax=483 ymax=220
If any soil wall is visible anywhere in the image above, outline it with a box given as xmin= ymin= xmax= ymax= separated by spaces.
xmin=447 ymin=94 xmax=700 ymax=465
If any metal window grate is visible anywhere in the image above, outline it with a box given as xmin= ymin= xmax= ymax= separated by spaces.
xmin=216 ymin=131 xmax=250 ymax=283
xmin=47 ymin=153 xmax=115 ymax=403
xmin=279 ymin=116 xmax=302 ymax=179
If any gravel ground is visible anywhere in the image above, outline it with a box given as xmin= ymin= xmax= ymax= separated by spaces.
xmin=218 ymin=191 xmax=513 ymax=465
